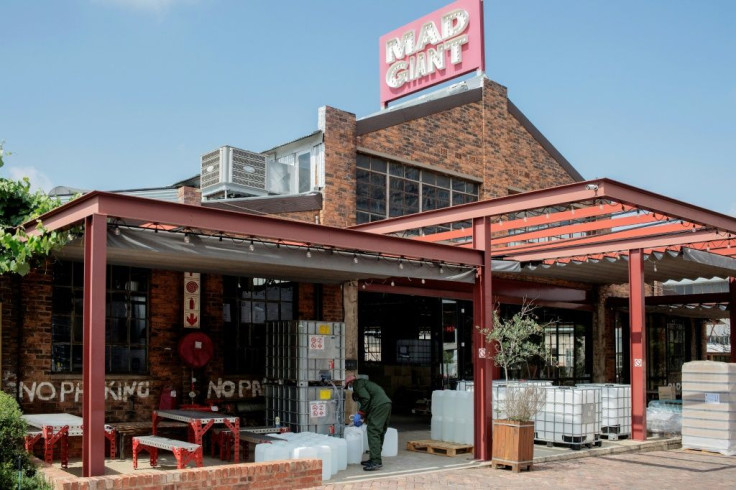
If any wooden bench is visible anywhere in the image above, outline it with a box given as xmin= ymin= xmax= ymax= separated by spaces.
xmin=132 ymin=435 xmax=203 ymax=469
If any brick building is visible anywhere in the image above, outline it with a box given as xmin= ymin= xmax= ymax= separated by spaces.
xmin=2 ymin=73 xmax=733 ymax=472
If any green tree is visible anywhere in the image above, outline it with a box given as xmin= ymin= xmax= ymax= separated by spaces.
xmin=477 ymin=301 xmax=554 ymax=421
xmin=0 ymin=142 xmax=69 ymax=275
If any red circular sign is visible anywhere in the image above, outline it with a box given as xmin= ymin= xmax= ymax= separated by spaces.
xmin=178 ymin=332 xmax=213 ymax=368
xmin=185 ymin=281 xmax=199 ymax=294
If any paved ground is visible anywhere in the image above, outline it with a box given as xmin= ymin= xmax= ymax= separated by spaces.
xmin=319 ymin=449 xmax=736 ymax=489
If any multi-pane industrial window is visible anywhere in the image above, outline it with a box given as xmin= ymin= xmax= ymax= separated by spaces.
xmin=356 ymin=154 xmax=479 ymax=228
xmin=363 ymin=327 xmax=382 ymax=362
xmin=222 ymin=277 xmax=296 ymax=375
xmin=51 ymin=261 xmax=149 ymax=374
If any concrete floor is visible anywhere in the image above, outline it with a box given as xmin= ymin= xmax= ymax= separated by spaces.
xmin=57 ymin=414 xmax=681 ymax=486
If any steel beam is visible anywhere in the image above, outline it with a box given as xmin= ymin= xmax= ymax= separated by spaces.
xmin=503 ymin=229 xmax=721 ymax=262
xmin=472 ymin=216 xmax=494 ymax=461
xmin=629 ymin=249 xmax=647 ymax=441
xmin=730 ymin=278 xmax=736 ymax=363
xmin=82 ymin=214 xmax=107 ymax=476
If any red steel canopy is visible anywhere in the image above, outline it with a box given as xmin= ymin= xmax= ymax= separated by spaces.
xmin=22 ymin=178 xmax=736 ymax=474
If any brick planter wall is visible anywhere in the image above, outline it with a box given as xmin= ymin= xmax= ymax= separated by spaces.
xmin=37 ymin=458 xmax=322 ymax=490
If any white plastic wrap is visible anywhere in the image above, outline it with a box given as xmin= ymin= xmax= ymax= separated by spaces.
xmin=646 ymin=404 xmax=682 ymax=435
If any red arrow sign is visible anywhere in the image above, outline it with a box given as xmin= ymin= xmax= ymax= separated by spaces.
xmin=186 ymin=313 xmax=198 ymax=326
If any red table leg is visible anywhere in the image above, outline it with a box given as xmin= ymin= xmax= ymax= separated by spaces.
xmin=42 ymin=425 xmax=70 ymax=467
xmin=223 ymin=418 xmax=240 ymax=463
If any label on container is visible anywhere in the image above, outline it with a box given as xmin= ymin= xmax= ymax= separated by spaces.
xmin=309 ymin=335 xmax=325 ymax=350
xmin=319 ymin=389 xmax=331 ymax=400
xmin=318 ymin=324 xmax=331 ymax=335
xmin=705 ymin=393 xmax=720 ymax=404
xmin=310 ymin=402 xmax=327 ymax=418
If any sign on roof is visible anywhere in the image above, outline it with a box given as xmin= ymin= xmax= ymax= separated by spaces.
xmin=379 ymin=0 xmax=485 ymax=108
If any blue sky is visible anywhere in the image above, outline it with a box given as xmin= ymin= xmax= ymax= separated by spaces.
xmin=1 ymin=0 xmax=734 ymax=214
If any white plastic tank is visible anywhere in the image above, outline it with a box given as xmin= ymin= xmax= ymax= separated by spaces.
xmin=360 ymin=424 xmax=369 ymax=453
xmin=344 ymin=427 xmax=363 ymax=464
xmin=291 ymin=444 xmax=318 ymax=461
xmin=442 ymin=390 xmax=458 ymax=442
xmin=315 ymin=444 xmax=332 ymax=481
xmin=431 ymin=390 xmax=444 ymax=440
xmin=254 ymin=442 xmax=269 ymax=462
xmin=381 ymin=427 xmax=398 ymax=457
xmin=332 ymin=437 xmax=348 ymax=470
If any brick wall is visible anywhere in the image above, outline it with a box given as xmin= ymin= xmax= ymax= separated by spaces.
xmin=37 ymin=458 xmax=322 ymax=490
xmin=356 ymin=78 xmax=578 ymax=207
xmin=321 ymin=107 xmax=358 ymax=228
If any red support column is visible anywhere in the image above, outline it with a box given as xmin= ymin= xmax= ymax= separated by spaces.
xmin=629 ymin=249 xmax=647 ymax=440
xmin=472 ymin=217 xmax=494 ymax=461
xmin=82 ymin=213 xmax=107 ymax=477
xmin=729 ymin=278 xmax=736 ymax=363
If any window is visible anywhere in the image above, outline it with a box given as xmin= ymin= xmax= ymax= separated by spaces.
xmin=363 ymin=327 xmax=382 ymax=362
xmin=298 ymin=152 xmax=311 ymax=193
xmin=356 ymin=154 xmax=479 ymax=228
xmin=52 ymin=261 xmax=150 ymax=374
xmin=266 ymin=145 xmax=322 ymax=195
xmin=222 ymin=277 xmax=296 ymax=374
xmin=544 ymin=322 xmax=588 ymax=383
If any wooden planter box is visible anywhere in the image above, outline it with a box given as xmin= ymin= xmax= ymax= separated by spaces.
xmin=491 ymin=419 xmax=534 ymax=472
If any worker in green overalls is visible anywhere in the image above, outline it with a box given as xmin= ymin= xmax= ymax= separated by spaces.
xmin=345 ymin=375 xmax=392 ymax=471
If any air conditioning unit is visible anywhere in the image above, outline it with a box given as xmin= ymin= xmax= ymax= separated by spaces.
xmin=200 ymin=146 xmax=267 ymax=199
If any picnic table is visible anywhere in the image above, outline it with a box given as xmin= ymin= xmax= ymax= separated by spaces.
xmin=22 ymin=413 xmax=116 ymax=468
xmin=152 ymin=409 xmax=241 ymax=463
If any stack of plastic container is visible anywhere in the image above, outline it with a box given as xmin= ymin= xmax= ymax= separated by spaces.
xmin=534 ymin=386 xmax=601 ymax=449
xmin=681 ymin=361 xmax=736 ymax=455
xmin=265 ymin=384 xmax=343 ymax=436
xmin=265 ymin=321 xmax=345 ymax=384
xmin=491 ymin=380 xmax=553 ymax=420
xmin=581 ymin=383 xmax=631 ymax=439
xmin=264 ymin=320 xmax=346 ymax=437
xmin=254 ymin=431 xmax=348 ymax=481
xmin=429 ymin=389 xmax=474 ymax=444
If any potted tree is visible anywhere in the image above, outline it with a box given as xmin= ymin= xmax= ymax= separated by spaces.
xmin=477 ymin=301 xmax=552 ymax=472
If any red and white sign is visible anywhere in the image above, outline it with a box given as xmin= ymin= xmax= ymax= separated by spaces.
xmin=310 ymin=402 xmax=328 ymax=418
xmin=183 ymin=272 xmax=201 ymax=329
xmin=309 ymin=335 xmax=325 ymax=351
xmin=379 ymin=0 xmax=485 ymax=107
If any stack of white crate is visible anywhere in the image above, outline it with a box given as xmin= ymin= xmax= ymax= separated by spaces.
xmin=534 ymin=386 xmax=601 ymax=448
xmin=681 ymin=361 xmax=736 ymax=455
xmin=583 ymin=384 xmax=631 ymax=440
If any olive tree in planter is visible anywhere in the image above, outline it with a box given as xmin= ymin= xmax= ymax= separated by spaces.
xmin=477 ymin=301 xmax=552 ymax=472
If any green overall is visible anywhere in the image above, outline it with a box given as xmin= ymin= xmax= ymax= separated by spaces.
xmin=352 ymin=378 xmax=392 ymax=465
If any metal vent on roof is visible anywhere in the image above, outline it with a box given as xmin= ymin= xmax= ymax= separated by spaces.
xmin=200 ymin=146 xmax=267 ymax=199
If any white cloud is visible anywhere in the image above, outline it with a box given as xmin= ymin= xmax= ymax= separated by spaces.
xmin=93 ymin=0 xmax=197 ymax=14
xmin=6 ymin=166 xmax=54 ymax=194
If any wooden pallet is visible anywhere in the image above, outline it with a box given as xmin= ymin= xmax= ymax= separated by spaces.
xmin=406 ymin=440 xmax=473 ymax=457
xmin=491 ymin=460 xmax=533 ymax=473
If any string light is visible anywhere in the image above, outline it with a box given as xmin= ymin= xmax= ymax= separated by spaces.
xmin=249 ymin=240 xmax=255 ymax=251
xmin=421 ymin=278 xmax=426 ymax=284
xmin=390 ymin=280 xmax=395 ymax=287
xmin=183 ymin=232 xmax=191 ymax=244
xmin=398 ymin=260 xmax=404 ymax=270
xmin=353 ymin=255 xmax=359 ymax=264
xmin=306 ymin=248 xmax=312 ymax=258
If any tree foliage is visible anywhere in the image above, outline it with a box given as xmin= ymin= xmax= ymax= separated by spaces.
xmin=477 ymin=301 xmax=554 ymax=421
xmin=0 ymin=391 xmax=52 ymax=489
xmin=1 ymin=142 xmax=68 ymax=276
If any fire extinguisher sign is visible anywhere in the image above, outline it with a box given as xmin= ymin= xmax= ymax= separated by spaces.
xmin=183 ymin=272 xmax=201 ymax=329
